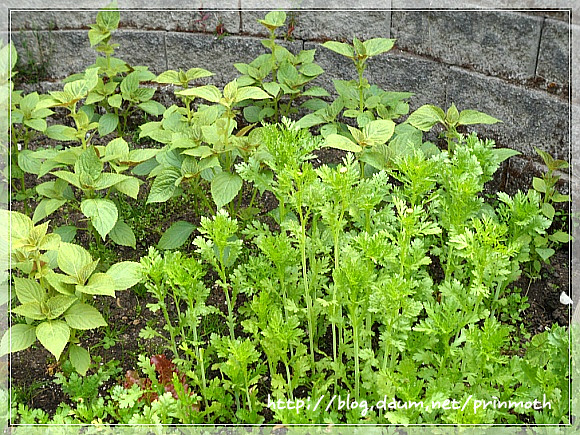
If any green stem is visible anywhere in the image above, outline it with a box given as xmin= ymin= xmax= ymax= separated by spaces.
xmin=357 ymin=67 xmax=365 ymax=113
xmin=219 ymin=265 xmax=235 ymax=341
xmin=353 ymin=318 xmax=360 ymax=399
xmin=298 ymin=206 xmax=315 ymax=373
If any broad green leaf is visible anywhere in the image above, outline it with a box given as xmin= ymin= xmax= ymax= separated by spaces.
xmin=108 ymin=94 xmax=122 ymax=108
xmin=299 ymin=63 xmax=324 ymax=77
xmin=541 ymin=202 xmax=555 ymax=220
xmin=211 ymin=172 xmax=243 ymax=209
xmin=92 ymin=173 xmax=131 ymax=191
xmin=458 ymin=109 xmax=501 ymax=125
xmin=12 ymin=302 xmax=45 ymax=320
xmin=14 ymin=277 xmax=45 ymax=304
xmin=532 ymin=177 xmax=547 ymax=193
xmin=235 ymin=86 xmax=272 ymax=103
xmin=38 ymin=233 xmax=61 ymax=251
xmin=45 ymin=125 xmax=78 ymax=141
xmin=295 ymin=113 xmax=325 ymax=129
xmin=147 ymin=167 xmax=181 ymax=203
xmin=17 ymin=149 xmax=42 ymax=175
xmin=32 ymin=198 xmax=67 ymax=223
xmin=158 ymin=221 xmax=195 ymax=250
xmin=96 ymin=2 xmax=120 ymax=31
xmin=45 ymin=272 xmax=76 ymax=296
xmin=24 ymin=117 xmax=47 ymax=132
xmin=493 ymin=148 xmax=520 ymax=163
xmin=258 ymin=11 xmax=286 ymax=30
xmin=46 ymin=295 xmax=78 ymax=320
xmin=364 ymin=119 xmax=395 ymax=144
xmin=106 ymin=261 xmax=142 ymax=291
xmin=549 ymin=231 xmax=571 ymax=243
xmin=154 ymin=70 xmax=180 ymax=84
xmin=262 ymin=82 xmax=281 ymax=97
xmin=322 ymin=41 xmax=354 ymax=59
xmin=324 ymin=134 xmax=362 ymax=153
xmin=75 ymin=147 xmax=103 ymax=181
xmin=535 ymin=247 xmax=555 ymax=261
xmin=446 ymin=103 xmax=460 ymax=125
xmin=128 ymin=148 xmax=159 ymax=163
xmin=57 ymin=242 xmax=93 ymax=279
xmin=36 ymin=320 xmax=70 ymax=360
xmin=138 ymin=100 xmax=166 ymax=116
xmin=36 ymin=179 xmax=73 ymax=200
xmin=52 ymin=171 xmax=81 ymax=189
xmin=176 ymin=85 xmax=222 ymax=103
xmin=301 ymin=86 xmax=330 ymax=97
xmin=186 ymin=67 xmax=214 ymax=81
xmin=120 ymin=71 xmax=140 ymax=95
xmin=363 ymin=38 xmax=395 ymax=57
xmin=353 ymin=37 xmax=366 ymax=56
xmin=65 ymin=302 xmax=107 ymax=330
xmin=552 ymin=193 xmax=570 ymax=203
xmin=76 ymin=272 xmax=116 ymax=297
xmin=81 ymin=199 xmax=118 ymax=240
xmin=113 ymin=177 xmax=140 ymax=199
xmin=109 ymin=220 xmax=136 ymax=248
xmin=243 ymin=106 xmax=261 ymax=123
xmin=0 ymin=324 xmax=37 ymax=356
xmin=406 ymin=105 xmax=446 ymax=131
xmin=98 ymin=112 xmax=119 ymax=136
xmin=53 ymin=226 xmax=77 ymax=243
xmin=5 ymin=210 xmax=33 ymax=241
xmin=69 ymin=344 xmax=91 ymax=376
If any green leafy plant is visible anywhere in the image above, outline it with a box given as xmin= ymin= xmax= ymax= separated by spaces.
xmin=235 ymin=11 xmax=328 ymax=124
xmin=0 ymin=211 xmax=141 ymax=374
xmin=24 ymin=137 xmax=156 ymax=247
xmin=406 ymin=102 xmax=502 ymax=149
xmin=80 ymin=1 xmax=165 ymax=136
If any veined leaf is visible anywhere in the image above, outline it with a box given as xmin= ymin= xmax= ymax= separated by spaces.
xmin=32 ymin=198 xmax=67 ymax=224
xmin=76 ymin=272 xmax=116 ymax=297
xmin=57 ymin=242 xmax=93 ymax=280
xmin=12 ymin=302 xmax=45 ymax=320
xmin=98 ymin=112 xmax=119 ymax=136
xmin=176 ymin=85 xmax=222 ymax=103
xmin=36 ymin=320 xmax=70 ymax=360
xmin=364 ymin=119 xmax=395 ymax=144
xmin=458 ymin=109 xmax=501 ymax=125
xmin=324 ymin=134 xmax=362 ymax=153
xmin=46 ymin=295 xmax=78 ymax=320
xmin=45 ymin=125 xmax=78 ymax=141
xmin=363 ymin=38 xmax=395 ymax=57
xmin=65 ymin=302 xmax=107 ymax=330
xmin=235 ymin=86 xmax=273 ymax=103
xmin=407 ymin=105 xmax=445 ymax=131
xmin=69 ymin=344 xmax=91 ymax=376
xmin=258 ymin=10 xmax=286 ymax=30
xmin=211 ymin=172 xmax=243 ymax=209
xmin=106 ymin=261 xmax=142 ymax=291
xmin=158 ymin=221 xmax=195 ymax=250
xmin=109 ymin=220 xmax=136 ymax=248
xmin=147 ymin=167 xmax=181 ymax=203
xmin=14 ymin=277 xmax=45 ymax=304
xmin=322 ymin=41 xmax=354 ymax=59
xmin=0 ymin=324 xmax=37 ymax=356
xmin=81 ymin=199 xmax=118 ymax=240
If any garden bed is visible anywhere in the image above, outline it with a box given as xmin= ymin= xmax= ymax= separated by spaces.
xmin=3 ymin=6 xmax=572 ymax=427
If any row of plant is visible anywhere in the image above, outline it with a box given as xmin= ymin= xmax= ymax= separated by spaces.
xmin=1 ymin=3 xmax=571 ymax=425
